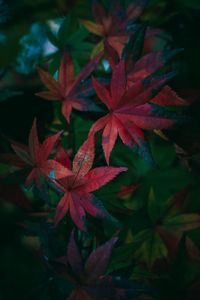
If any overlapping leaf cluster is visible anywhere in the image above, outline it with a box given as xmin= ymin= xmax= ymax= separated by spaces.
xmin=0 ymin=1 xmax=200 ymax=300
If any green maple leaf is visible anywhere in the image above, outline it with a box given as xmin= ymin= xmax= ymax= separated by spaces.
xmin=46 ymin=14 xmax=93 ymax=73
xmin=110 ymin=187 xmax=200 ymax=271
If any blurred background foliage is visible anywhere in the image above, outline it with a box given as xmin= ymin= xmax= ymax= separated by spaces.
xmin=0 ymin=0 xmax=200 ymax=299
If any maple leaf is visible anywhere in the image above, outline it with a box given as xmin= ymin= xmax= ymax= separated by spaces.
xmin=53 ymin=136 xmax=127 ymax=231
xmin=141 ymin=188 xmax=200 ymax=264
xmin=130 ymin=188 xmax=200 ymax=268
xmin=36 ymin=51 xmax=103 ymax=122
xmin=89 ymin=58 xmax=183 ymax=163
xmin=105 ymin=33 xmax=187 ymax=103
xmin=81 ymin=0 xmax=148 ymax=56
xmin=0 ymin=119 xmax=72 ymax=187
xmin=46 ymin=14 xmax=93 ymax=62
xmin=110 ymin=187 xmax=200 ymax=270
xmin=82 ymin=1 xmax=163 ymax=58
xmin=53 ymin=231 xmax=148 ymax=299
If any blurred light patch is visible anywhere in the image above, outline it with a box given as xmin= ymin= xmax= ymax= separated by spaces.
xmin=16 ymin=23 xmax=46 ymax=74
xmin=43 ymin=39 xmax=58 ymax=56
xmin=102 ymin=59 xmax=111 ymax=72
xmin=0 ymin=32 xmax=6 ymax=44
xmin=44 ymin=19 xmax=60 ymax=56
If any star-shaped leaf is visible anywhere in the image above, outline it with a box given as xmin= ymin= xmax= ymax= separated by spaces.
xmin=89 ymin=59 xmax=183 ymax=163
xmin=53 ymin=231 xmax=149 ymax=299
xmin=53 ymin=136 xmax=127 ymax=231
xmin=110 ymin=187 xmax=200 ymax=270
xmin=0 ymin=119 xmax=72 ymax=187
xmin=37 ymin=51 xmax=103 ymax=122
xmin=81 ymin=0 xmax=148 ymax=56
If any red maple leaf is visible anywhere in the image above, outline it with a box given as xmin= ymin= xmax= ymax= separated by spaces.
xmin=81 ymin=0 xmax=162 ymax=58
xmin=105 ymin=39 xmax=188 ymax=106
xmin=36 ymin=51 xmax=103 ymax=122
xmin=53 ymin=231 xmax=147 ymax=299
xmin=81 ymin=0 xmax=148 ymax=55
xmin=89 ymin=58 xmax=185 ymax=163
xmin=53 ymin=136 xmax=127 ymax=231
xmin=1 ymin=119 xmax=72 ymax=187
